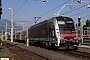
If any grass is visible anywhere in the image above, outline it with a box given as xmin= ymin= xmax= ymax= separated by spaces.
xmin=0 ymin=40 xmax=24 ymax=58
xmin=0 ymin=46 xmax=10 ymax=58
xmin=0 ymin=40 xmax=24 ymax=59
xmin=3 ymin=40 xmax=24 ymax=45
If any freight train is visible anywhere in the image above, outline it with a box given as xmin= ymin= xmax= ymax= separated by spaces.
xmin=28 ymin=16 xmax=81 ymax=49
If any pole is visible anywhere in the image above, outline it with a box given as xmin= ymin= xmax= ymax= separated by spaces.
xmin=2 ymin=30 xmax=3 ymax=36
xmin=81 ymin=22 xmax=83 ymax=43
xmin=1 ymin=30 xmax=3 ymax=40
xmin=22 ymin=23 xmax=24 ymax=30
xmin=5 ymin=23 xmax=7 ymax=40
xmin=9 ymin=8 xmax=13 ymax=42
xmin=11 ymin=8 xmax=13 ymax=42
xmin=56 ymin=4 xmax=66 ymax=16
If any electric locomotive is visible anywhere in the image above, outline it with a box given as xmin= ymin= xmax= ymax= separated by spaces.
xmin=28 ymin=16 xmax=80 ymax=49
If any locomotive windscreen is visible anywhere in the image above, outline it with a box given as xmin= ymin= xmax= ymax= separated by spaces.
xmin=56 ymin=17 xmax=75 ymax=34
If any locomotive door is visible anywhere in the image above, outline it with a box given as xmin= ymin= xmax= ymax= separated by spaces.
xmin=48 ymin=22 xmax=57 ymax=48
xmin=49 ymin=23 xmax=55 ymax=39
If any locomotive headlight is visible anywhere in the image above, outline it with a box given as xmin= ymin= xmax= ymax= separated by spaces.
xmin=60 ymin=37 xmax=64 ymax=40
xmin=74 ymin=37 xmax=77 ymax=40
xmin=53 ymin=39 xmax=55 ymax=40
xmin=74 ymin=37 xmax=80 ymax=40
xmin=57 ymin=32 xmax=60 ymax=37
xmin=76 ymin=40 xmax=78 ymax=42
xmin=74 ymin=37 xmax=78 ymax=40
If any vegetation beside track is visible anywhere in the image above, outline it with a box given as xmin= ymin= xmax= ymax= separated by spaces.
xmin=0 ymin=40 xmax=24 ymax=58
xmin=0 ymin=46 xmax=10 ymax=58
xmin=3 ymin=40 xmax=24 ymax=45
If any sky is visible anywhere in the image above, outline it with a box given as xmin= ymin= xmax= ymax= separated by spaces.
xmin=2 ymin=0 xmax=90 ymax=28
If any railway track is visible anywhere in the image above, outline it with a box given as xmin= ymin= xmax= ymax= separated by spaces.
xmin=1 ymin=40 xmax=90 ymax=60
xmin=26 ymin=42 xmax=90 ymax=60
xmin=56 ymin=49 xmax=90 ymax=60
xmin=30 ymin=43 xmax=90 ymax=60
xmin=69 ymin=50 xmax=90 ymax=59
xmin=0 ymin=40 xmax=51 ymax=60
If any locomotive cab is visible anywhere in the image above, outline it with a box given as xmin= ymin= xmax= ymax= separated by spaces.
xmin=54 ymin=16 xmax=80 ymax=49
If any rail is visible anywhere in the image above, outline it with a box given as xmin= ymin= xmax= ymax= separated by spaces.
xmin=0 ymin=40 xmax=51 ymax=60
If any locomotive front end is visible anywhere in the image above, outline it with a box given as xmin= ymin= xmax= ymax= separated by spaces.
xmin=56 ymin=16 xmax=80 ymax=49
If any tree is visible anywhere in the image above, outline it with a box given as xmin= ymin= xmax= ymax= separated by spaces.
xmin=86 ymin=20 xmax=90 ymax=27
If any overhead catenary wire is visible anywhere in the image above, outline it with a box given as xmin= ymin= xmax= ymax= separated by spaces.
xmin=61 ymin=5 xmax=85 ymax=15
xmin=13 ymin=0 xmax=21 ymax=10
xmin=69 ymin=10 xmax=89 ymax=17
xmin=14 ymin=0 xmax=27 ymax=16
xmin=82 ymin=15 xmax=89 ymax=18
xmin=39 ymin=0 xmax=70 ymax=16
xmin=34 ymin=0 xmax=54 ymax=15
xmin=74 ymin=14 xmax=90 ymax=22
xmin=26 ymin=0 xmax=70 ymax=23
xmin=7 ymin=0 xmax=21 ymax=20
xmin=27 ymin=0 xmax=54 ymax=20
